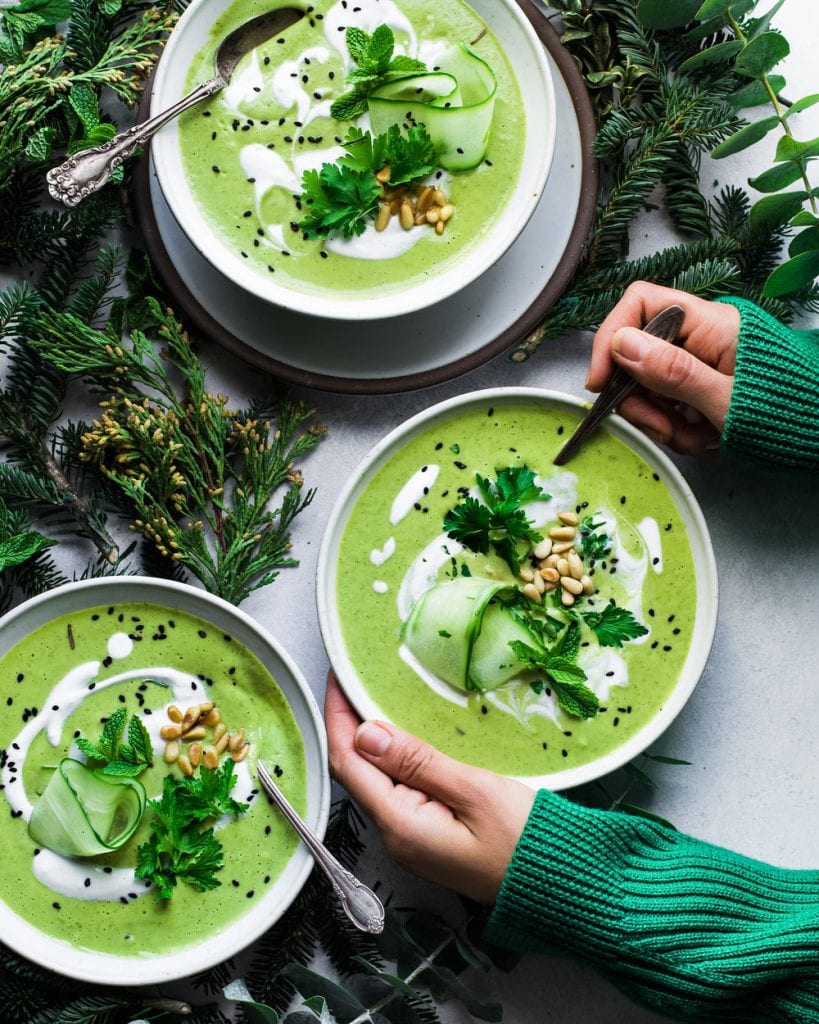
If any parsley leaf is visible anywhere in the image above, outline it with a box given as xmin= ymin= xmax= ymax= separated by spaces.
xmin=579 ymin=516 xmax=610 ymax=561
xmin=582 ymin=604 xmax=649 ymax=648
xmin=338 ymin=124 xmax=436 ymax=186
xmin=508 ymin=640 xmax=599 ymax=719
xmin=298 ymin=163 xmax=382 ymax=238
xmin=444 ymin=467 xmax=548 ymax=574
xmin=330 ymin=25 xmax=427 ymax=121
xmin=135 ymin=760 xmax=247 ymax=898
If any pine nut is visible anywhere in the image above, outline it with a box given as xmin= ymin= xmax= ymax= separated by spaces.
xmin=434 ymin=188 xmax=447 ymax=206
xmin=561 ymin=590 xmax=575 ymax=607
xmin=182 ymin=704 xmax=200 ymax=729
xmin=375 ymin=204 xmax=391 ymax=232
xmin=416 ymin=186 xmax=435 ymax=213
xmin=182 ymin=725 xmax=206 ymax=741
xmin=215 ymin=732 xmax=230 ymax=755
xmin=561 ymin=576 xmax=583 ymax=595
xmin=160 ymin=724 xmax=182 ymax=741
xmin=203 ymin=746 xmax=219 ymax=769
xmin=400 ymin=201 xmax=414 ymax=230
xmin=549 ymin=525 xmax=576 ymax=541
xmin=544 ymin=553 xmax=560 ymax=569
xmin=435 ymin=220 xmax=445 ymax=235
xmin=581 ymin=574 xmax=595 ymax=595
xmin=522 ymin=583 xmax=541 ymax=604
xmin=426 ymin=207 xmax=441 ymax=224
xmin=414 ymin=211 xmax=427 ymax=226
xmin=540 ymin=567 xmax=560 ymax=583
xmin=556 ymin=557 xmax=570 ymax=577
xmin=558 ymin=511 xmax=579 ymax=526
xmin=163 ymin=740 xmax=179 ymax=764
xmin=233 ymin=743 xmax=251 ymax=763
xmin=552 ymin=541 xmax=574 ymax=553
xmin=228 ymin=729 xmax=245 ymax=753
xmin=178 ymin=753 xmax=193 ymax=777
xmin=567 ymin=552 xmax=584 ymax=580
xmin=518 ymin=567 xmax=535 ymax=583
xmin=439 ymin=203 xmax=455 ymax=222
xmin=543 ymin=580 xmax=557 ymax=593
xmin=533 ymin=538 xmax=552 ymax=560
xmin=533 ymin=571 xmax=545 ymax=594
xmin=198 ymin=702 xmax=214 ymax=715
xmin=167 ymin=705 xmax=183 ymax=723
xmin=376 ymin=165 xmax=391 ymax=183
xmin=213 ymin=722 xmax=227 ymax=742
xmin=188 ymin=742 xmax=202 ymax=768
xmin=203 ymin=708 xmax=221 ymax=727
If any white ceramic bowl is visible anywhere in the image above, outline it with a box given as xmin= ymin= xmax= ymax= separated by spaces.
xmin=150 ymin=0 xmax=555 ymax=321
xmin=317 ymin=388 xmax=718 ymax=791
xmin=0 ymin=577 xmax=329 ymax=985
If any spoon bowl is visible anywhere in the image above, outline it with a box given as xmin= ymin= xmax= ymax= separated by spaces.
xmin=46 ymin=7 xmax=303 ymax=207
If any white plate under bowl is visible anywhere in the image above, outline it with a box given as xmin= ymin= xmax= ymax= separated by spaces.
xmin=0 ymin=577 xmax=329 ymax=986
xmin=150 ymin=0 xmax=555 ymax=320
xmin=317 ymin=388 xmax=718 ymax=791
xmin=140 ymin=11 xmax=592 ymax=390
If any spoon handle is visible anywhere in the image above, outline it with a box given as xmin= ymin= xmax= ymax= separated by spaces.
xmin=257 ymin=760 xmax=385 ymax=935
xmin=45 ymin=77 xmax=225 ymax=207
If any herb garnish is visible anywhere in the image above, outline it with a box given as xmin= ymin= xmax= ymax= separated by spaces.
xmin=508 ymin=640 xmax=599 ymax=719
xmin=136 ymin=759 xmax=248 ymax=898
xmin=443 ymin=467 xmax=548 ymax=574
xmin=330 ymin=25 xmax=427 ymax=120
xmin=298 ymin=124 xmax=437 ymax=238
xmin=76 ymin=705 xmax=154 ymax=777
xmin=582 ymin=604 xmax=649 ymax=648
xmin=579 ymin=516 xmax=610 ymax=561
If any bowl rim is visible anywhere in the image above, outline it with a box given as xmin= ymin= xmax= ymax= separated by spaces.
xmin=0 ymin=576 xmax=330 ymax=985
xmin=316 ymin=387 xmax=719 ymax=791
xmin=149 ymin=0 xmax=556 ymax=321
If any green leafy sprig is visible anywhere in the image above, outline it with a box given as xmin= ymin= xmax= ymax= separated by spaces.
xmin=76 ymin=705 xmax=154 ymax=777
xmin=509 ymin=638 xmax=600 ymax=719
xmin=330 ymin=25 xmax=427 ymax=120
xmin=582 ymin=602 xmax=649 ymax=648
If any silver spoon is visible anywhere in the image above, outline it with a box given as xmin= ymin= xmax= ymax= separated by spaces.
xmin=553 ymin=305 xmax=685 ymax=466
xmin=257 ymin=759 xmax=385 ymax=934
xmin=46 ymin=7 xmax=303 ymax=207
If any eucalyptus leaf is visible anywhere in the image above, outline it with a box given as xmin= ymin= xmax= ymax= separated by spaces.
xmin=685 ymin=2 xmax=755 ymax=43
xmin=774 ymin=135 xmax=819 ymax=163
xmin=764 ymin=250 xmax=819 ymax=296
xmin=749 ymin=190 xmax=808 ymax=230
xmin=224 ymin=980 xmax=281 ymax=1024
xmin=423 ymin=964 xmax=502 ymax=1022
xmin=789 ymin=226 xmax=819 ymax=257
xmin=749 ymin=161 xmax=803 ymax=192
xmin=729 ymin=74 xmax=785 ymax=108
xmin=281 ymin=965 xmax=367 ymax=1023
xmin=637 ymin=0 xmax=701 ymax=29
xmin=746 ymin=0 xmax=787 ymax=38
xmin=712 ymin=116 xmax=779 ymax=158
xmin=623 ymin=762 xmax=655 ymax=788
xmin=695 ymin=0 xmax=736 ymax=19
xmin=790 ymin=211 xmax=819 ymax=226
xmin=680 ymin=38 xmax=743 ymax=73
xmin=786 ymin=93 xmax=819 ymax=118
xmin=734 ymin=31 xmax=790 ymax=78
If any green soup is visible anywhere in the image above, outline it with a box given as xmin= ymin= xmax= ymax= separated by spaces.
xmin=335 ymin=403 xmax=698 ymax=778
xmin=0 ymin=603 xmax=306 ymax=957
xmin=177 ymin=0 xmax=525 ymax=296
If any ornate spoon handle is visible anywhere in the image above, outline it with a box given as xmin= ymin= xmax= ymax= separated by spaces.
xmin=45 ymin=77 xmax=225 ymax=207
xmin=257 ymin=760 xmax=385 ymax=934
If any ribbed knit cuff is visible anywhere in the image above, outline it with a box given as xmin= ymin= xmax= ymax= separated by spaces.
xmin=485 ymin=789 xmax=819 ymax=1022
xmin=717 ymin=297 xmax=819 ymax=475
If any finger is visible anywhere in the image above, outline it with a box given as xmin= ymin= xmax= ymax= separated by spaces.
xmin=610 ymin=327 xmax=733 ymax=430
xmin=619 ymin=394 xmax=722 ymax=456
xmin=354 ymin=718 xmax=487 ymax=816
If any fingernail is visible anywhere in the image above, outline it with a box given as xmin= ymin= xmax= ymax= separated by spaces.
xmin=355 ymin=721 xmax=392 ymax=757
xmin=646 ymin=429 xmax=665 ymax=446
xmin=611 ymin=327 xmax=650 ymax=362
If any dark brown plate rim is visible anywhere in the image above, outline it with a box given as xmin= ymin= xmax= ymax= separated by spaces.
xmin=132 ymin=0 xmax=598 ymax=395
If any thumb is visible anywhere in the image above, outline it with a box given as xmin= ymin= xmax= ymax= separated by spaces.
xmin=355 ymin=720 xmax=481 ymax=812
xmin=611 ymin=326 xmax=732 ymax=430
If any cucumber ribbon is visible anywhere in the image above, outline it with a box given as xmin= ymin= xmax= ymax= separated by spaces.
xmin=28 ymin=758 xmax=146 ymax=857
xmin=402 ymin=577 xmax=541 ymax=691
xmin=368 ymin=43 xmax=497 ymax=171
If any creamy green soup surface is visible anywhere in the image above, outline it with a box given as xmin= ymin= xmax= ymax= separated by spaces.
xmin=0 ymin=603 xmax=306 ymax=957
xmin=177 ymin=0 xmax=525 ymax=296
xmin=335 ymin=403 xmax=698 ymax=778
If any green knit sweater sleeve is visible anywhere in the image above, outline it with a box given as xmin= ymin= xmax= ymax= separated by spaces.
xmin=485 ymin=789 xmax=819 ymax=1023
xmin=717 ymin=297 xmax=819 ymax=474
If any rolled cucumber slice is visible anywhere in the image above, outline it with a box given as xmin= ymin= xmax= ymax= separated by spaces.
xmin=368 ymin=44 xmax=497 ymax=171
xmin=402 ymin=577 xmax=507 ymax=689
xmin=468 ymin=603 xmax=541 ymax=691
xmin=28 ymin=758 xmax=146 ymax=857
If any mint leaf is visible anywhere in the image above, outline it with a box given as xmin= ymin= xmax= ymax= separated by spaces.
xmin=508 ymin=640 xmax=599 ymax=719
xmin=345 ymin=26 xmax=369 ymax=65
xmin=330 ymin=89 xmax=370 ymax=121
xmin=389 ymin=54 xmax=427 ymax=75
xmin=97 ymin=707 xmax=127 ymax=761
xmin=582 ymin=604 xmax=649 ymax=648
xmin=127 ymin=714 xmax=153 ymax=763
xmin=332 ymin=24 xmax=429 ymax=121
xmin=368 ymin=24 xmax=395 ymax=70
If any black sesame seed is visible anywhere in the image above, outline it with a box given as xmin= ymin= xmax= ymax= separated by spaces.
xmin=212 ymin=165 xmax=220 ymax=173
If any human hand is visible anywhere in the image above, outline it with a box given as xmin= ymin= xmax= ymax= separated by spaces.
xmin=586 ymin=282 xmax=741 ymax=456
xmin=325 ymin=672 xmax=535 ymax=904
